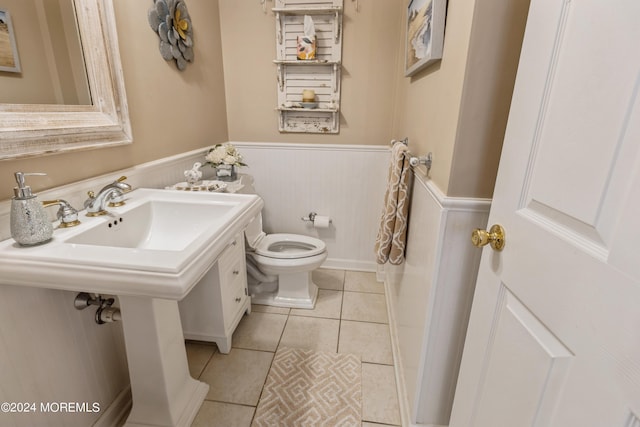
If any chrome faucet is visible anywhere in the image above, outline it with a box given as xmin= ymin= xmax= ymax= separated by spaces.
xmin=84 ymin=176 xmax=132 ymax=217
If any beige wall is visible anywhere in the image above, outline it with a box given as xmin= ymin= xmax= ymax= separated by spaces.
xmin=220 ymin=0 xmax=527 ymax=198
xmin=393 ymin=0 xmax=529 ymax=198
xmin=448 ymin=0 xmax=530 ymax=197
xmin=392 ymin=0 xmax=476 ymax=196
xmin=0 ymin=0 xmax=228 ymax=200
xmin=219 ymin=0 xmax=403 ymax=145
xmin=0 ymin=0 xmax=529 ymax=201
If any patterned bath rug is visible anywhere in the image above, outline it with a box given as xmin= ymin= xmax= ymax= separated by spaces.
xmin=252 ymin=347 xmax=361 ymax=426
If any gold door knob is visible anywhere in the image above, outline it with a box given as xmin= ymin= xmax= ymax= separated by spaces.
xmin=471 ymin=224 xmax=505 ymax=251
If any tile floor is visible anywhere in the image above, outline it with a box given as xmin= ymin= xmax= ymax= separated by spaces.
xmin=186 ymin=269 xmax=402 ymax=427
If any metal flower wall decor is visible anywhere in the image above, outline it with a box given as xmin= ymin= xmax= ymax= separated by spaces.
xmin=148 ymin=0 xmax=194 ymax=70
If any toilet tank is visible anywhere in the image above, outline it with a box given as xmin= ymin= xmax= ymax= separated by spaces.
xmin=244 ymin=213 xmax=265 ymax=250
xmin=236 ymin=174 xmax=256 ymax=195
xmin=237 ymin=174 xmax=264 ymax=250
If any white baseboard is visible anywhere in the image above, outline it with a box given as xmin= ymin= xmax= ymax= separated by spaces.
xmin=321 ymin=258 xmax=377 ymax=272
xmin=92 ymin=386 xmax=131 ymax=427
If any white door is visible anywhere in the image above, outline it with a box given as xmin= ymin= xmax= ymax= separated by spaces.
xmin=449 ymin=0 xmax=640 ymax=426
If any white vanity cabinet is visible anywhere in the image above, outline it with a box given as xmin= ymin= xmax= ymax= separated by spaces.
xmin=179 ymin=232 xmax=250 ymax=354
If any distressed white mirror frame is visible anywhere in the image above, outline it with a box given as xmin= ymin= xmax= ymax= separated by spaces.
xmin=0 ymin=0 xmax=132 ymax=161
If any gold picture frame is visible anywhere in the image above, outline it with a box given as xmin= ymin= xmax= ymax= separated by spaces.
xmin=0 ymin=9 xmax=21 ymax=73
xmin=405 ymin=0 xmax=446 ymax=77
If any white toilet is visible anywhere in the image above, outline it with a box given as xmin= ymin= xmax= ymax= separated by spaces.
xmin=244 ymin=212 xmax=327 ymax=309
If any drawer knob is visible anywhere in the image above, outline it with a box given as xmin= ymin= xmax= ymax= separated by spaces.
xmin=235 ymin=297 xmax=242 ymax=302
xmin=233 ymin=270 xmax=240 ymax=275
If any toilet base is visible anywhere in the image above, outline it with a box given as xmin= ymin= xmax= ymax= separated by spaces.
xmin=249 ymin=272 xmax=319 ymax=309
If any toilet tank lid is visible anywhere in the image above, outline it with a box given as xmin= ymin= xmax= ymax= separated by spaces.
xmin=236 ymin=174 xmax=255 ymax=194
xmin=244 ymin=213 xmax=265 ymax=249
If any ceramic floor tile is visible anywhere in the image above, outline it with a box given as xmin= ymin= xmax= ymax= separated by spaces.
xmin=361 ymin=363 xmax=401 ymax=425
xmin=279 ymin=316 xmax=340 ymax=352
xmin=199 ymin=348 xmax=273 ymax=406
xmin=185 ymin=341 xmax=216 ymax=379
xmin=342 ymin=291 xmax=388 ymax=323
xmin=290 ymin=289 xmax=343 ymax=319
xmin=251 ymin=304 xmax=290 ymax=315
xmin=338 ymin=320 xmax=393 ymax=365
xmin=192 ymin=401 xmax=254 ymax=427
xmin=189 ymin=269 xmax=403 ymax=424
xmin=345 ymin=271 xmax=385 ymax=294
xmin=312 ymin=268 xmax=345 ymax=290
xmin=231 ymin=312 xmax=287 ymax=352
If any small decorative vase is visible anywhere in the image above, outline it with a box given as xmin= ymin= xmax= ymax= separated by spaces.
xmin=215 ymin=164 xmax=237 ymax=181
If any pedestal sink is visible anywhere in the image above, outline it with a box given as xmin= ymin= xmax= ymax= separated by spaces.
xmin=0 ymin=188 xmax=263 ymax=427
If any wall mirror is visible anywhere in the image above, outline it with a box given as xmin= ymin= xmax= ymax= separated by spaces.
xmin=0 ymin=0 xmax=132 ymax=161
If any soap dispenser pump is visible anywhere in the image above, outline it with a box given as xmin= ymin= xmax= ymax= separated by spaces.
xmin=10 ymin=172 xmax=54 ymax=246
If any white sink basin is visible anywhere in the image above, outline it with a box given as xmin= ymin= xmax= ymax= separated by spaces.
xmin=0 ymin=188 xmax=263 ymax=299
xmin=68 ymin=200 xmax=235 ymax=250
xmin=0 ymin=186 xmax=264 ymax=427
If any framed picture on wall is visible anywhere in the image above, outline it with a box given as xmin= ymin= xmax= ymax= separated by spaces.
xmin=0 ymin=9 xmax=21 ymax=73
xmin=405 ymin=0 xmax=446 ymax=77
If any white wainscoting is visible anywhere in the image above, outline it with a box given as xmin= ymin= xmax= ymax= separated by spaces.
xmin=0 ymin=285 xmax=130 ymax=427
xmin=0 ymin=143 xmax=390 ymax=426
xmin=384 ymin=171 xmax=491 ymax=427
xmin=232 ymin=142 xmax=390 ymax=271
xmin=0 ymin=143 xmax=389 ymax=270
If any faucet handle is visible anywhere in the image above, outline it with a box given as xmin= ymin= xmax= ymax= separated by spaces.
xmin=108 ymin=189 xmax=127 ymax=207
xmin=113 ymin=176 xmax=132 ymax=193
xmin=108 ymin=176 xmax=131 ymax=207
xmin=84 ymin=191 xmax=96 ymax=209
xmin=43 ymin=199 xmax=80 ymax=228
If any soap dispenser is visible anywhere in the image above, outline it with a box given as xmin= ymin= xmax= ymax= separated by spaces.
xmin=10 ymin=172 xmax=54 ymax=246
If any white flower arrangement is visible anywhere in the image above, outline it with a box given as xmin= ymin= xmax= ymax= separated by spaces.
xmin=204 ymin=143 xmax=247 ymax=168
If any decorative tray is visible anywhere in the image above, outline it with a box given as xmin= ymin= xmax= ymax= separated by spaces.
xmin=165 ymin=180 xmax=228 ymax=192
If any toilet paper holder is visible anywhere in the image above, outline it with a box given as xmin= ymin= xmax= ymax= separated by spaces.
xmin=301 ymin=212 xmax=332 ymax=224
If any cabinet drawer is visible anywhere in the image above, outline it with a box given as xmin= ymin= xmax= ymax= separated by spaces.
xmin=218 ymin=233 xmax=248 ymax=321
xmin=225 ymin=273 xmax=247 ymax=314
xmin=218 ymin=234 xmax=244 ymax=267
xmin=221 ymin=251 xmax=245 ymax=287
xmin=221 ymin=258 xmax=246 ymax=296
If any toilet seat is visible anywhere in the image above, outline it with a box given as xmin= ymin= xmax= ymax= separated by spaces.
xmin=244 ymin=214 xmax=326 ymax=260
xmin=254 ymin=233 xmax=326 ymax=259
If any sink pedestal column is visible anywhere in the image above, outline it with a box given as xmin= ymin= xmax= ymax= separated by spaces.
xmin=119 ymin=296 xmax=208 ymax=427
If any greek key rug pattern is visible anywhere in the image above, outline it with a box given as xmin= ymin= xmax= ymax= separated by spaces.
xmin=252 ymin=347 xmax=362 ymax=426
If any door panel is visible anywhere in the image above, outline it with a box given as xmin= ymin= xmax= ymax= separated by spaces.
xmin=515 ymin=0 xmax=640 ymax=257
xmin=450 ymin=0 xmax=640 ymax=425
xmin=472 ymin=286 xmax=572 ymax=426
